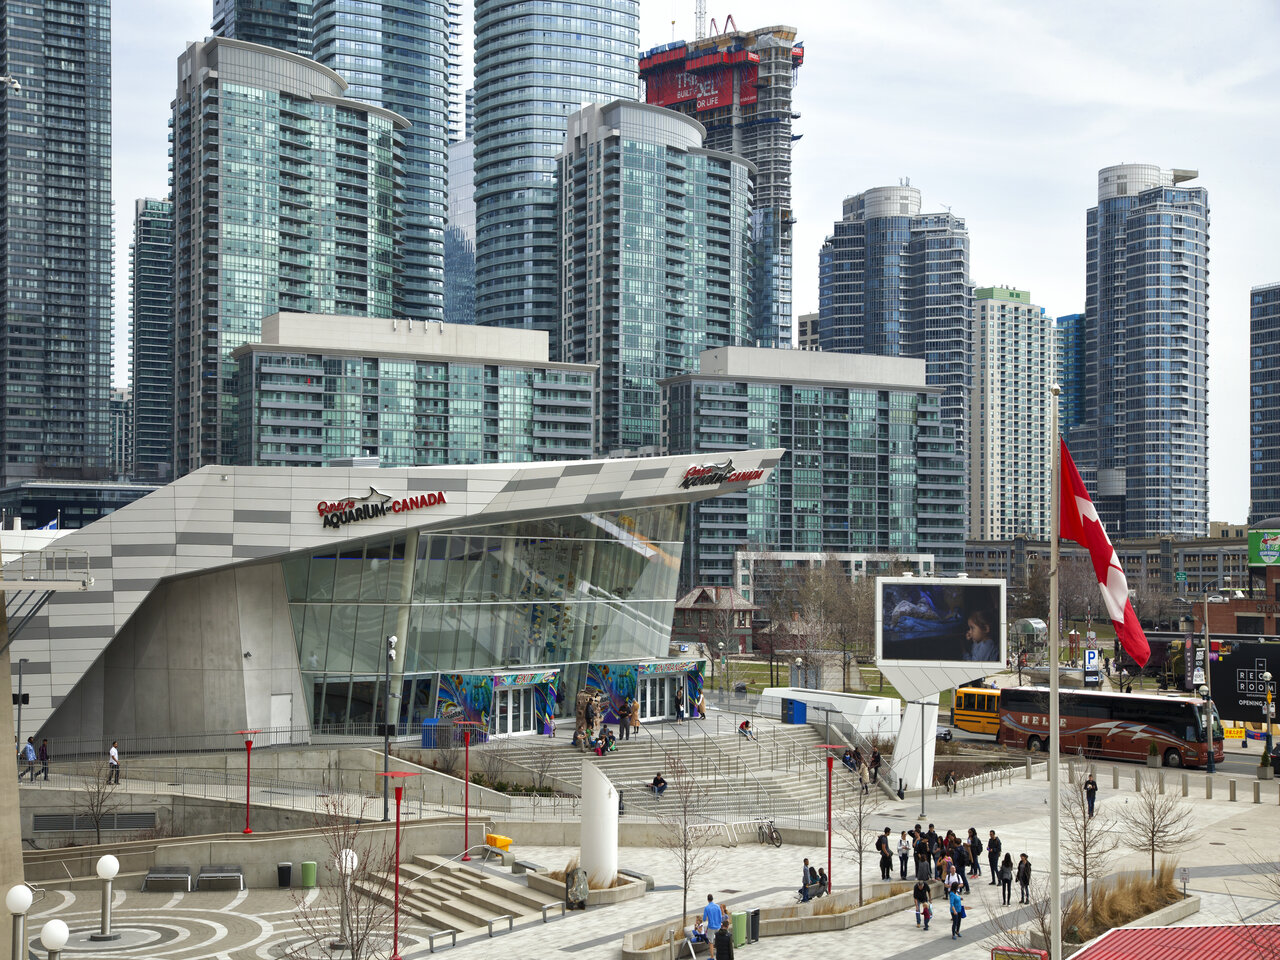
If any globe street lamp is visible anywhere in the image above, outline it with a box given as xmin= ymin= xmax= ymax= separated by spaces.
xmin=331 ymin=848 xmax=358 ymax=952
xmin=39 ymin=919 xmax=68 ymax=960
xmin=6 ymin=883 xmax=32 ymax=960
xmin=1198 ymin=685 xmax=1215 ymax=775
xmin=383 ymin=635 xmax=399 ymax=822
xmin=89 ymin=854 xmax=120 ymax=941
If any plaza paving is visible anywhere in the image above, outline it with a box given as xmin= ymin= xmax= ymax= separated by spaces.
xmin=26 ymin=746 xmax=1280 ymax=958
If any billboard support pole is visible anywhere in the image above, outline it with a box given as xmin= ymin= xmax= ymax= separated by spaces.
xmin=1048 ymin=383 xmax=1062 ymax=960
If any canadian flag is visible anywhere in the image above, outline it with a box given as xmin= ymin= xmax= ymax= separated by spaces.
xmin=1058 ymin=439 xmax=1151 ymax=667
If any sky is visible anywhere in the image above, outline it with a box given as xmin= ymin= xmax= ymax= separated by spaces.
xmin=110 ymin=1 xmax=1280 ymax=523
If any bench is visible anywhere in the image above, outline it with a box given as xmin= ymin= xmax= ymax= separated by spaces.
xmin=512 ymin=860 xmax=544 ymax=875
xmin=196 ymin=864 xmax=244 ymax=891
xmin=142 ymin=866 xmax=191 ymax=892
xmin=481 ymin=845 xmax=514 ymax=867
xmin=426 ymin=929 xmax=456 ymax=954
xmin=485 ymin=914 xmax=514 ymax=938
xmin=618 ymin=868 xmax=654 ymax=891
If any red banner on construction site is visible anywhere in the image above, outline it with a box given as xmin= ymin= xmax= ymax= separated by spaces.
xmin=738 ymin=63 xmax=758 ymax=106
xmin=645 ymin=67 xmax=735 ymax=112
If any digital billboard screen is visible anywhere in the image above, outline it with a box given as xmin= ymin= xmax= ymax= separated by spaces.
xmin=876 ymin=577 xmax=1006 ymax=667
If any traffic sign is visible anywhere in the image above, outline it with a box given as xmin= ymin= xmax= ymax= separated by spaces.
xmin=1175 ymin=571 xmax=1187 ymax=582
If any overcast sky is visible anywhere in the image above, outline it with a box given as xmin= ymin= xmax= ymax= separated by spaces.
xmin=111 ymin=0 xmax=1279 ymax=523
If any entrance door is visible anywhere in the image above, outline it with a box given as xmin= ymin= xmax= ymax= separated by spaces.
xmin=270 ymin=694 xmax=293 ymax=745
xmin=488 ymin=687 xmax=539 ymax=737
xmin=637 ymin=677 xmax=673 ymax=721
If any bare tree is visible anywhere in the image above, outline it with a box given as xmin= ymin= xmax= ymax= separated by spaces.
xmin=1058 ymin=556 xmax=1099 ymax=633
xmin=527 ymin=738 xmax=558 ymax=793
xmin=284 ymin=794 xmax=395 ymax=960
xmin=654 ymin=754 xmax=723 ymax=928
xmin=78 ymin=758 xmax=122 ymax=845
xmin=1114 ymin=779 xmax=1195 ymax=877
xmin=835 ymin=777 xmax=887 ymax=905
xmin=1060 ymin=768 xmax=1120 ymax=906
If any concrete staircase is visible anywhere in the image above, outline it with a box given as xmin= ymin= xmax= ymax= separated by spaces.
xmin=477 ymin=716 xmax=886 ymax=826
xmin=359 ymin=854 xmax=559 ymax=934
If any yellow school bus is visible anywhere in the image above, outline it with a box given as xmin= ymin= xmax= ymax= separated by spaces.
xmin=950 ymin=685 xmax=1000 ymax=735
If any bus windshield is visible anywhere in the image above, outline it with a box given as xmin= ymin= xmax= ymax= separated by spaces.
xmin=1196 ymin=703 xmax=1225 ymax=742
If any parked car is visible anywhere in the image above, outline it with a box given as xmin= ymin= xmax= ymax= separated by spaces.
xmin=936 ymin=726 xmax=953 ymax=742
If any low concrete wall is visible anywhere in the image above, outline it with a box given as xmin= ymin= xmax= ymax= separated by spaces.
xmin=1030 ymin=895 xmax=1200 ymax=954
xmin=525 ymin=869 xmax=646 ymax=906
xmin=23 ymin=817 xmax=486 ymax=889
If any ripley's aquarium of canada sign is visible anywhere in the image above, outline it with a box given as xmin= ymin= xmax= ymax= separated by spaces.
xmin=678 ymin=458 xmax=764 ymax=490
xmin=317 ymin=486 xmax=446 ymax=529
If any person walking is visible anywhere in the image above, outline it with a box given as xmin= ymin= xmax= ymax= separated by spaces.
xmin=17 ymin=738 xmax=35 ymax=782
xmin=926 ymin=824 xmax=940 ymax=877
xmin=913 ymin=879 xmax=932 ymax=930
xmin=998 ymin=853 xmax=1014 ymax=905
xmin=898 ymin=830 xmax=912 ymax=880
xmin=1016 ymin=853 xmax=1032 ymax=904
xmin=107 ymin=741 xmax=121 ymax=784
xmin=38 ymin=739 xmax=49 ymax=781
xmin=869 ymin=748 xmax=882 ymax=784
xmin=675 ymin=686 xmax=685 ymax=724
xmin=987 ymin=830 xmax=1002 ymax=883
xmin=948 ymin=882 xmax=965 ymax=940
xmin=701 ymin=893 xmax=723 ymax=938
xmin=1084 ymin=772 xmax=1098 ymax=818
xmin=858 ymin=759 xmax=870 ymax=794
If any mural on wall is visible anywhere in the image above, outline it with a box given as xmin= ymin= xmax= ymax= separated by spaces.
xmin=436 ymin=673 xmax=493 ymax=732
xmin=686 ymin=661 xmax=705 ymax=712
xmin=533 ymin=675 xmax=559 ymax=734
xmin=585 ymin=662 xmax=639 ymax=724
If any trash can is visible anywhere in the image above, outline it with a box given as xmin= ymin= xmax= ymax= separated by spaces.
xmin=731 ymin=911 xmax=747 ymax=948
xmin=748 ymin=907 xmax=760 ymax=943
xmin=421 ymin=718 xmax=439 ymax=748
xmin=299 ymin=861 xmax=317 ymax=888
xmin=277 ymin=862 xmax=292 ymax=888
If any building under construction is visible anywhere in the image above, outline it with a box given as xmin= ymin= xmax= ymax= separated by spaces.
xmin=640 ymin=22 xmax=804 ymax=349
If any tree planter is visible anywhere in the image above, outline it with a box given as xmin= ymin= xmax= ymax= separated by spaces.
xmin=1257 ymin=764 xmax=1274 ymax=780
xmin=1146 ymin=754 xmax=1161 ymax=769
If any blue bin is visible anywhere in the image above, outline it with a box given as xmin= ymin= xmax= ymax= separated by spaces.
xmin=781 ymin=698 xmax=806 ymax=724
xmin=421 ymin=718 xmax=440 ymax=748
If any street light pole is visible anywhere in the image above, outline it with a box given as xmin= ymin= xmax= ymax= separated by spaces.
xmin=383 ymin=635 xmax=398 ymax=822
xmin=1198 ymin=684 xmax=1215 ymax=775
xmin=15 ymin=659 xmax=26 ymax=744
xmin=1263 ymin=671 xmax=1274 ymax=755
xmin=237 ymin=730 xmax=258 ymax=834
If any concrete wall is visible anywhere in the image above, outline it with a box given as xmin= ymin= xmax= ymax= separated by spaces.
xmin=41 ymin=560 xmax=305 ymax=746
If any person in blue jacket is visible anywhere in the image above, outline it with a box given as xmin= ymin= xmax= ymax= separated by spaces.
xmin=948 ymin=882 xmax=965 ymax=940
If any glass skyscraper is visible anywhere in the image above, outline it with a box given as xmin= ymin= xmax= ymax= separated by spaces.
xmin=0 ymin=0 xmax=112 ymax=484
xmin=1250 ymin=282 xmax=1280 ymax=524
xmin=817 ymin=185 xmax=973 ymax=510
xmin=129 ymin=198 xmax=175 ymax=483
xmin=1056 ymin=312 xmax=1085 ymax=434
xmin=662 ymin=348 xmax=966 ymax=589
xmin=171 ymin=38 xmax=407 ymax=473
xmin=215 ymin=0 xmax=452 ymax=322
xmin=445 ymin=138 xmax=476 ymax=325
xmin=559 ymin=101 xmax=753 ymax=455
xmin=472 ymin=0 xmax=639 ymax=354
xmin=1069 ymin=164 xmax=1209 ymax=539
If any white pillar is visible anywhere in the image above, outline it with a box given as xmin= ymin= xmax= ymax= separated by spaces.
xmin=896 ymin=701 xmax=938 ymax=792
xmin=579 ymin=760 xmax=618 ymax=889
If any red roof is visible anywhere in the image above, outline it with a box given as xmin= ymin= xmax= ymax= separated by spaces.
xmin=1072 ymin=925 xmax=1280 ymax=960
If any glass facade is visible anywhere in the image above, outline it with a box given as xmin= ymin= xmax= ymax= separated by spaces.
xmin=472 ymin=0 xmax=639 ymax=354
xmin=212 ymin=0 xmax=314 ymax=51
xmin=1251 ymin=283 xmax=1280 ymax=524
xmin=559 ymin=101 xmax=754 ymax=455
xmin=282 ymin=505 xmax=686 ymax=729
xmin=171 ymin=39 xmax=407 ymax=474
xmin=130 ymin=199 xmax=175 ymax=482
xmin=1056 ymin=312 xmax=1085 ymax=434
xmin=662 ymin=352 xmax=965 ymax=589
xmin=1070 ymin=164 xmax=1209 ymax=538
xmin=0 ymin=0 xmax=113 ymax=484
xmin=817 ymin=186 xmax=974 ymax=514
xmin=445 ymin=138 xmax=476 ymax=325
xmin=233 ymin=346 xmax=596 ymax=465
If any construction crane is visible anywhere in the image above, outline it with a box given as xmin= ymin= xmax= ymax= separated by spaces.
xmin=695 ymin=0 xmax=705 ymax=39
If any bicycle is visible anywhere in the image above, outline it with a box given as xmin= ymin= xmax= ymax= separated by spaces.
xmin=756 ymin=817 xmax=783 ymax=848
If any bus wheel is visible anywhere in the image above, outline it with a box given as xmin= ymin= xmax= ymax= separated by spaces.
xmin=1163 ymin=749 xmax=1182 ymax=768
xmin=1027 ymin=737 xmax=1043 ymax=752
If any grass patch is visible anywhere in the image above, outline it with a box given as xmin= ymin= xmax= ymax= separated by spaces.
xmin=1062 ymin=861 xmax=1181 ymax=943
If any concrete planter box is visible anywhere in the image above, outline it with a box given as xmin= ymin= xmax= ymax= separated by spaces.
xmin=1030 ymin=895 xmax=1200 ymax=955
xmin=1146 ymin=754 xmax=1161 ymax=768
xmin=525 ymin=868 xmax=646 ymax=906
xmin=1257 ymin=764 xmax=1275 ymax=780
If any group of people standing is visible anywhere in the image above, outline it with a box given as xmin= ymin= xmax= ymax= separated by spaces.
xmin=896 ymin=822 xmax=1034 ymax=938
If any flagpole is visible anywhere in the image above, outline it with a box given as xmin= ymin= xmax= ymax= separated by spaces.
xmin=1048 ymin=383 xmax=1062 ymax=960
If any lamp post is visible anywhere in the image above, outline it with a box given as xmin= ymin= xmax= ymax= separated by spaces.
xmin=332 ymin=848 xmax=357 ymax=952
xmin=237 ymin=729 xmax=258 ymax=834
xmin=1198 ymin=684 xmax=1215 ymax=775
xmin=15 ymin=659 xmax=27 ymax=744
xmin=38 ymin=919 xmax=68 ymax=960
xmin=383 ymin=635 xmax=399 ymax=822
xmin=89 ymin=854 xmax=120 ymax=941
xmin=377 ymin=770 xmax=422 ymax=960
xmin=6 ymin=884 xmax=31 ymax=960
xmin=1263 ymin=671 xmax=1274 ymax=755
xmin=717 ymin=641 xmax=725 ymax=693
xmin=794 ymin=656 xmax=803 ymax=690
xmin=456 ymin=720 xmax=482 ymax=861
xmin=812 ymin=745 xmax=840 ymax=892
